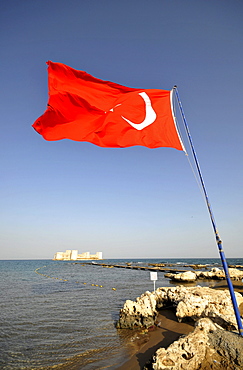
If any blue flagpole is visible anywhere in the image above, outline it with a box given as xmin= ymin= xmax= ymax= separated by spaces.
xmin=174 ymin=86 xmax=243 ymax=336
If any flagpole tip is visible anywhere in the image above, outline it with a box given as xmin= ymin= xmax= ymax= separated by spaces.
xmin=173 ymin=85 xmax=177 ymax=89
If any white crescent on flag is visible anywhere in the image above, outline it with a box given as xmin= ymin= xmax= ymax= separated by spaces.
xmin=121 ymin=92 xmax=157 ymax=130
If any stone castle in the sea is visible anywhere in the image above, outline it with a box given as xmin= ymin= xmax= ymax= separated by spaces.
xmin=53 ymin=250 xmax=102 ymax=261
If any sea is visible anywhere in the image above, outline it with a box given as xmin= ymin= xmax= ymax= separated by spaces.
xmin=1 ymin=258 xmax=243 ymax=370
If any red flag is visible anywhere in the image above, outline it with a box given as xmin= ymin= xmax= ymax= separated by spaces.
xmin=33 ymin=61 xmax=184 ymax=150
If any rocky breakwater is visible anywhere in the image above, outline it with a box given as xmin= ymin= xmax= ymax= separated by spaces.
xmin=116 ymin=286 xmax=243 ymax=369
xmin=164 ymin=267 xmax=243 ymax=282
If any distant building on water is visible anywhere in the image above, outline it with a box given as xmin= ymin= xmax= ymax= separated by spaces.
xmin=53 ymin=250 xmax=102 ymax=261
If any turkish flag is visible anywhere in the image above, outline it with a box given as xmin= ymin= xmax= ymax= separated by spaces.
xmin=33 ymin=61 xmax=184 ymax=150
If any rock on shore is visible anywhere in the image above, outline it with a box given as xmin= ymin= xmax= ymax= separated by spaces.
xmin=151 ymin=317 xmax=243 ymax=370
xmin=165 ymin=267 xmax=243 ymax=282
xmin=117 ymin=286 xmax=243 ymax=369
xmin=116 ymin=286 xmax=243 ymax=330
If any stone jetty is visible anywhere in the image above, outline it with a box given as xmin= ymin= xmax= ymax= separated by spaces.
xmin=82 ymin=262 xmax=243 ymax=279
xmin=82 ymin=261 xmax=189 ymax=274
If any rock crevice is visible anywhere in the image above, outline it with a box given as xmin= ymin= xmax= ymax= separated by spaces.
xmin=152 ymin=318 xmax=243 ymax=370
xmin=116 ymin=286 xmax=243 ymax=331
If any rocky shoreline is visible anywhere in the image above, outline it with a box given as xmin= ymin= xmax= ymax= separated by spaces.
xmin=152 ymin=317 xmax=243 ymax=370
xmin=116 ymin=283 xmax=243 ymax=369
xmin=164 ymin=267 xmax=243 ymax=282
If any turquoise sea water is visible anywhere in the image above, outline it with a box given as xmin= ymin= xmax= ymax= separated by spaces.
xmin=1 ymin=258 xmax=243 ymax=369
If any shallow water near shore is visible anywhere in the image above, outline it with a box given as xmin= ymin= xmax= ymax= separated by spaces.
xmin=1 ymin=258 xmax=242 ymax=369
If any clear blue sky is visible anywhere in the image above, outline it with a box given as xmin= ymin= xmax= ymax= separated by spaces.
xmin=1 ymin=0 xmax=243 ymax=259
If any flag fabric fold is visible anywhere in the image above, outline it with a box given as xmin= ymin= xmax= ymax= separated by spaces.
xmin=33 ymin=61 xmax=184 ymax=150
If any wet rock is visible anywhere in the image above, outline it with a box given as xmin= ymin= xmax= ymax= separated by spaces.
xmin=116 ymin=291 xmax=158 ymax=329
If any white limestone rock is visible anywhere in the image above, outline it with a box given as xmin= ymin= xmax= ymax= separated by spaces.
xmin=173 ymin=286 xmax=243 ymax=330
xmin=116 ymin=286 xmax=243 ymax=331
xmin=116 ymin=291 xmax=157 ymax=328
xmin=167 ymin=267 xmax=243 ymax=281
xmin=152 ymin=317 xmax=243 ymax=370
xmin=152 ymin=318 xmax=216 ymax=370
xmin=168 ymin=270 xmax=197 ymax=282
